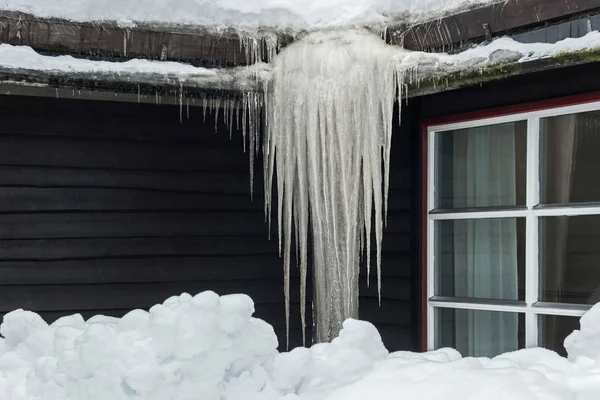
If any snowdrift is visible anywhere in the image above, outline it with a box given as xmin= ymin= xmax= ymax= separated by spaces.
xmin=0 ymin=291 xmax=599 ymax=400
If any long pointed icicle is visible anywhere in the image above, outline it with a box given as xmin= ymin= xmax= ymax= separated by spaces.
xmin=264 ymin=28 xmax=397 ymax=343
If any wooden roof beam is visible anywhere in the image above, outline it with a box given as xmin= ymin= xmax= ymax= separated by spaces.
xmin=0 ymin=10 xmax=270 ymax=67
xmin=392 ymin=0 xmax=600 ymax=51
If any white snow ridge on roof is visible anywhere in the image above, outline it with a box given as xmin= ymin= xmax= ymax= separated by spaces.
xmin=2 ymin=0 xmax=497 ymax=28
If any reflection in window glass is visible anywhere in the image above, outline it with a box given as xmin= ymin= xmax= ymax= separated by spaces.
xmin=541 ymin=111 xmax=600 ymax=204
xmin=436 ymin=218 xmax=526 ymax=301
xmin=436 ymin=308 xmax=525 ymax=358
xmin=539 ymin=315 xmax=580 ymax=357
xmin=540 ymin=216 xmax=600 ymax=304
xmin=435 ymin=121 xmax=527 ymax=209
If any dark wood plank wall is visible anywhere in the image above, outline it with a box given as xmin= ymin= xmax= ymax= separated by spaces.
xmin=0 ymin=93 xmax=418 ymax=352
xmin=418 ymin=62 xmax=600 ymax=119
xmin=358 ymin=103 xmax=418 ymax=351
xmin=0 ymin=94 xmax=311 ymax=348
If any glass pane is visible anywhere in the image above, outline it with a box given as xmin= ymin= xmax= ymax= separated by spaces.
xmin=436 ymin=308 xmax=525 ymax=357
xmin=540 ymin=215 xmax=600 ymax=304
xmin=539 ymin=314 xmax=580 ymax=357
xmin=435 ymin=121 xmax=527 ymax=209
xmin=436 ymin=218 xmax=526 ymax=301
xmin=541 ymin=110 xmax=600 ymax=204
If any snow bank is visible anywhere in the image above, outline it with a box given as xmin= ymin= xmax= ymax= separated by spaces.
xmin=0 ymin=291 xmax=388 ymax=400
xmin=1 ymin=291 xmax=600 ymax=400
xmin=2 ymin=0 xmax=497 ymax=29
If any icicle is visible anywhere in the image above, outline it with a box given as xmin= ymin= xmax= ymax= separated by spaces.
xmin=264 ymin=29 xmax=396 ymax=343
xmin=214 ymin=97 xmax=222 ymax=131
xmin=227 ymin=98 xmax=235 ymax=139
xmin=179 ymin=82 xmax=183 ymax=124
xmin=123 ymin=29 xmax=128 ymax=57
xmin=241 ymin=94 xmax=248 ymax=153
xmin=187 ymin=98 xmax=190 ymax=120
xmin=55 ymin=88 xmax=59 ymax=98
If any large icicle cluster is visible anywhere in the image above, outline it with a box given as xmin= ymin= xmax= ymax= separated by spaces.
xmin=263 ymin=29 xmax=400 ymax=344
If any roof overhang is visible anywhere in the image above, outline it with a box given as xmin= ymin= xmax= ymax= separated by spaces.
xmin=1 ymin=0 xmax=600 ymax=99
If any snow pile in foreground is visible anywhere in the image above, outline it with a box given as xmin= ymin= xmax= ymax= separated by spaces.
xmin=2 ymin=0 xmax=497 ymax=29
xmin=0 ymin=291 xmax=388 ymax=400
xmin=1 ymin=292 xmax=600 ymax=400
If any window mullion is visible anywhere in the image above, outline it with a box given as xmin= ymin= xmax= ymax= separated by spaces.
xmin=427 ymin=128 xmax=436 ymax=351
xmin=525 ymin=116 xmax=540 ymax=348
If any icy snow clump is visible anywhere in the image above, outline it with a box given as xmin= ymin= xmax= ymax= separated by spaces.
xmin=565 ymin=302 xmax=600 ymax=362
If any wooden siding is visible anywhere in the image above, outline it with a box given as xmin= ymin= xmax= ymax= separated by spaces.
xmin=418 ymin=62 xmax=600 ymax=119
xmin=0 ymin=94 xmax=311 ymax=348
xmin=358 ymin=103 xmax=419 ymax=351
xmin=0 ymin=93 xmax=418 ymax=352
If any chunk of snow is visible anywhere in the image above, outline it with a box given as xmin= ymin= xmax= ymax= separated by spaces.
xmin=2 ymin=0 xmax=498 ymax=29
xmin=565 ymin=303 xmax=600 ymax=362
xmin=1 ymin=293 xmax=600 ymax=399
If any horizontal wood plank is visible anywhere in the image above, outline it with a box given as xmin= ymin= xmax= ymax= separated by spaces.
xmin=0 ymin=187 xmax=261 ymax=212
xmin=0 ymin=211 xmax=410 ymax=239
xmin=0 ymin=110 xmax=244 ymax=144
xmin=0 ymin=236 xmax=283 ymax=259
xmin=373 ymin=324 xmax=413 ymax=351
xmin=0 ymin=233 xmax=409 ymax=260
xmin=0 ymin=280 xmax=306 ymax=312
xmin=0 ymin=166 xmax=256 ymax=196
xmin=0 ymin=255 xmax=288 ymax=284
xmin=0 ymin=251 xmax=411 ymax=285
xmin=0 ymin=134 xmax=249 ymax=171
xmin=0 ymin=211 xmax=273 ymax=238
xmin=359 ymin=277 xmax=411 ymax=301
xmin=359 ymin=298 xmax=411 ymax=325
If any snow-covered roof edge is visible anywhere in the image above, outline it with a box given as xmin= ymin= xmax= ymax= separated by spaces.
xmin=2 ymin=31 xmax=600 ymax=99
xmin=1 ymin=0 xmax=598 ymax=68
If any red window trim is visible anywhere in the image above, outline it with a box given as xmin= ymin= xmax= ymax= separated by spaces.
xmin=419 ymin=90 xmax=600 ymax=352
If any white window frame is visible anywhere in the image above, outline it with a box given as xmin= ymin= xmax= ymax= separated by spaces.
xmin=426 ymin=99 xmax=600 ymax=352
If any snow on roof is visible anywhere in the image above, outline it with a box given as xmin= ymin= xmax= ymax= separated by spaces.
xmin=398 ymin=30 xmax=600 ymax=81
xmin=2 ymin=0 xmax=498 ymax=29
xmin=0 ymin=44 xmax=271 ymax=92
xmin=1 ymin=30 xmax=599 ymax=94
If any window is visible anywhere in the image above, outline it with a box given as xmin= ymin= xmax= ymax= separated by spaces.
xmin=425 ymin=100 xmax=600 ymax=358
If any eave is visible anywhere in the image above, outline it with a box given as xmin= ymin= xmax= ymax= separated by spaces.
xmin=2 ymin=0 xmax=600 ymax=67
xmin=0 ymin=0 xmax=600 ymax=100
